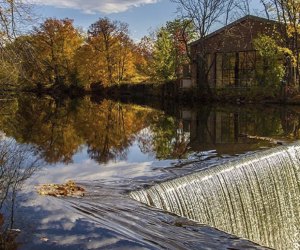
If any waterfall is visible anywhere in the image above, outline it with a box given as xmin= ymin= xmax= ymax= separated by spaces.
xmin=130 ymin=142 xmax=300 ymax=249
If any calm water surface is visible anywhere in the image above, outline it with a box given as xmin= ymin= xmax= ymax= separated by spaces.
xmin=0 ymin=95 xmax=299 ymax=249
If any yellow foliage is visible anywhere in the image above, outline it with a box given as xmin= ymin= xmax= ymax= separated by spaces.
xmin=75 ymin=17 xmax=148 ymax=87
xmin=29 ymin=18 xmax=83 ymax=86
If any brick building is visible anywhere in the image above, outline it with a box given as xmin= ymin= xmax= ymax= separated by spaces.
xmin=189 ymin=15 xmax=281 ymax=88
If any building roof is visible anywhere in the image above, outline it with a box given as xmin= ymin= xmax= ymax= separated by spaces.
xmin=190 ymin=15 xmax=278 ymax=46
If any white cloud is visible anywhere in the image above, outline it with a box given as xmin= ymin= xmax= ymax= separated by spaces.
xmin=26 ymin=0 xmax=159 ymax=14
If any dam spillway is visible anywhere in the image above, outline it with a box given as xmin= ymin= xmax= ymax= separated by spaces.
xmin=130 ymin=143 xmax=300 ymax=249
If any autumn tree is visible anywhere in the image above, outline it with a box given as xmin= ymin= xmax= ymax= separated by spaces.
xmin=25 ymin=18 xmax=83 ymax=88
xmin=0 ymin=0 xmax=33 ymax=87
xmin=134 ymin=36 xmax=155 ymax=81
xmin=85 ymin=18 xmax=136 ymax=86
xmin=10 ymin=35 xmax=42 ymax=88
xmin=0 ymin=0 xmax=32 ymax=41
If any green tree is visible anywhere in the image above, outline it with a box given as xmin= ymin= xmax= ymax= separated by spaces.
xmin=260 ymin=0 xmax=300 ymax=86
xmin=152 ymin=28 xmax=176 ymax=81
xmin=151 ymin=19 xmax=196 ymax=82
xmin=254 ymin=35 xmax=294 ymax=95
xmin=165 ymin=19 xmax=196 ymax=75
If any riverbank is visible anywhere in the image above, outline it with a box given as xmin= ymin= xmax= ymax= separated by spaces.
xmin=96 ymin=82 xmax=300 ymax=105
xmin=6 ymin=81 xmax=300 ymax=105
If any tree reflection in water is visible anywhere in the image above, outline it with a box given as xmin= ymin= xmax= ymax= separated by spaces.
xmin=1 ymin=96 xmax=162 ymax=164
xmin=2 ymin=96 xmax=300 ymax=166
xmin=0 ymin=139 xmax=40 ymax=249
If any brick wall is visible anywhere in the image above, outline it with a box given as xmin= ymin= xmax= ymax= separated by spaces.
xmin=190 ymin=16 xmax=283 ymax=87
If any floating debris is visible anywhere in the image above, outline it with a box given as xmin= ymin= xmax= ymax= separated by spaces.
xmin=239 ymin=133 xmax=284 ymax=145
xmin=37 ymin=180 xmax=85 ymax=197
xmin=40 ymin=237 xmax=49 ymax=242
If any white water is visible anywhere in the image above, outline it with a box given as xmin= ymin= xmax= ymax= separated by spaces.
xmin=130 ymin=142 xmax=300 ymax=249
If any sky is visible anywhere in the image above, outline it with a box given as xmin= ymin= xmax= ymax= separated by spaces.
xmin=28 ymin=0 xmax=178 ymax=41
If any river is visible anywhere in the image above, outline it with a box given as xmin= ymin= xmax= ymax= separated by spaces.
xmin=0 ymin=94 xmax=299 ymax=249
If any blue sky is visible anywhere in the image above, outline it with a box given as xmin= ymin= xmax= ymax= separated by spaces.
xmin=28 ymin=0 xmax=265 ymax=41
xmin=30 ymin=0 xmax=178 ymax=41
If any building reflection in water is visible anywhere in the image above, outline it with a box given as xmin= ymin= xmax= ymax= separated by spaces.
xmin=176 ymin=106 xmax=300 ymax=156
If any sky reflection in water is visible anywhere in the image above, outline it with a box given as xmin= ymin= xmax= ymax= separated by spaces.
xmin=1 ymin=95 xmax=300 ymax=249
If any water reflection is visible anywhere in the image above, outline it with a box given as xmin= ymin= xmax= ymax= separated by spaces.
xmin=1 ymin=96 xmax=163 ymax=164
xmin=1 ymin=96 xmax=300 ymax=249
xmin=0 ymin=139 xmax=40 ymax=249
xmin=1 ymin=96 xmax=300 ymax=165
xmin=176 ymin=106 xmax=298 ymax=155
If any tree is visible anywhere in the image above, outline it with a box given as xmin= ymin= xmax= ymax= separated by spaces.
xmin=0 ymin=0 xmax=32 ymax=43
xmin=10 ymin=35 xmax=43 ymax=88
xmin=134 ymin=36 xmax=155 ymax=81
xmin=171 ymin=0 xmax=238 ymax=92
xmin=165 ymin=19 xmax=196 ymax=76
xmin=115 ymin=31 xmax=136 ymax=83
xmin=254 ymin=35 xmax=294 ymax=96
xmin=150 ymin=19 xmax=196 ymax=82
xmin=0 ymin=139 xmax=39 ymax=250
xmin=28 ymin=18 xmax=83 ymax=88
xmin=0 ymin=0 xmax=33 ymax=87
xmin=87 ymin=18 xmax=135 ymax=86
xmin=152 ymin=28 xmax=177 ymax=81
xmin=171 ymin=0 xmax=237 ymax=38
xmin=259 ymin=0 xmax=300 ymax=86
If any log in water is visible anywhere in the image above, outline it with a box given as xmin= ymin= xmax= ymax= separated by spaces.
xmin=130 ymin=142 xmax=300 ymax=249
